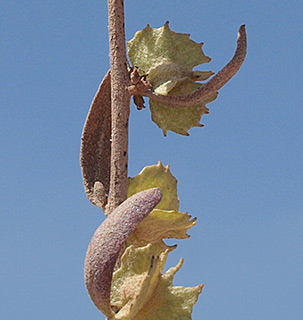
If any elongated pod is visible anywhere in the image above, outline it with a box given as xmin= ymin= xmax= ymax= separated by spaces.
xmin=84 ymin=187 xmax=162 ymax=318
xmin=80 ymin=71 xmax=111 ymax=211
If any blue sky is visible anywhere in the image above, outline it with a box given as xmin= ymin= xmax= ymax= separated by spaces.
xmin=1 ymin=1 xmax=302 ymax=319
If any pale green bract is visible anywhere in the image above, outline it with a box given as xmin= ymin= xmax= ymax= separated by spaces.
xmin=127 ymin=22 xmax=217 ymax=135
xmin=109 ymin=163 xmax=202 ymax=319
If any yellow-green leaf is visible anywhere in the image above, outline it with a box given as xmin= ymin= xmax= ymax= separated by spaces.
xmin=132 ymin=259 xmax=203 ymax=320
xmin=111 ymin=246 xmax=202 ymax=320
xmin=127 ymin=22 xmax=217 ymax=135
xmin=128 ymin=162 xmax=179 ymax=211
xmin=111 ymin=244 xmax=170 ymax=319
xmin=150 ymin=77 xmax=217 ymax=136
xmin=129 ymin=209 xmax=196 ymax=245
xmin=111 ymin=164 xmax=202 ymax=319
xmin=127 ymin=22 xmax=210 ymax=74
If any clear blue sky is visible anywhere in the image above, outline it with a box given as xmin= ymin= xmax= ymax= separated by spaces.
xmin=1 ymin=1 xmax=302 ymax=319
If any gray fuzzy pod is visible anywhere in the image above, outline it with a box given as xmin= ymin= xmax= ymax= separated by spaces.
xmin=84 ymin=187 xmax=162 ymax=318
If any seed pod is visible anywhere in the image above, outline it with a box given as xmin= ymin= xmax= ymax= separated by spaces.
xmin=84 ymin=187 xmax=162 ymax=318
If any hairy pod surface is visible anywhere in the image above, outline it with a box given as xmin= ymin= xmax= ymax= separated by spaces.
xmin=80 ymin=71 xmax=111 ymax=211
xmin=84 ymin=188 xmax=162 ymax=318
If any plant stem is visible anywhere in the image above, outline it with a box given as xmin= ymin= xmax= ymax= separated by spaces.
xmin=106 ymin=0 xmax=131 ymax=214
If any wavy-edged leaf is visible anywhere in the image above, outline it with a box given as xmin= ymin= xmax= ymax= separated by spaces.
xmin=129 ymin=209 xmax=196 ymax=245
xmin=127 ymin=22 xmax=217 ymax=135
xmin=109 ymin=164 xmax=200 ymax=319
xmin=127 ymin=22 xmax=210 ymax=74
xmin=128 ymin=162 xmax=179 ymax=211
xmin=150 ymin=78 xmax=217 ymax=136
xmin=111 ymin=244 xmax=170 ymax=319
xmin=132 ymin=259 xmax=203 ymax=320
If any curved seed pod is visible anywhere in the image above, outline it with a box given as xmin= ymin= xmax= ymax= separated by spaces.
xmin=140 ymin=25 xmax=247 ymax=107
xmin=80 ymin=70 xmax=111 ymax=212
xmin=84 ymin=187 xmax=163 ymax=318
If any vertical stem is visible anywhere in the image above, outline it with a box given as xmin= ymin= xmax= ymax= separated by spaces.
xmin=106 ymin=0 xmax=131 ymax=214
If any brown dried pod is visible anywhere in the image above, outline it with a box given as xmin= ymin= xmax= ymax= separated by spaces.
xmin=80 ymin=71 xmax=111 ymax=211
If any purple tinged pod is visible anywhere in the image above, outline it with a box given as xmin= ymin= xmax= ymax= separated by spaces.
xmin=84 ymin=187 xmax=162 ymax=318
